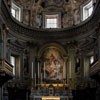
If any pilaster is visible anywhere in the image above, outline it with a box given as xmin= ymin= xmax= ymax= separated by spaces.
xmin=63 ymin=56 xmax=68 ymax=82
xmin=98 ymin=33 xmax=100 ymax=59
xmin=80 ymin=53 xmax=84 ymax=80
xmin=29 ymin=45 xmax=37 ymax=89
xmin=68 ymin=47 xmax=76 ymax=79
xmin=67 ymin=45 xmax=76 ymax=89
xmin=83 ymin=56 xmax=89 ymax=78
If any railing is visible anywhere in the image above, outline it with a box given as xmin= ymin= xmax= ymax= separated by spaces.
xmin=7 ymin=77 xmax=32 ymax=89
xmin=0 ymin=59 xmax=13 ymax=77
xmin=0 ymin=0 xmax=100 ymax=41
xmin=30 ymin=88 xmax=72 ymax=96
xmin=89 ymin=60 xmax=100 ymax=76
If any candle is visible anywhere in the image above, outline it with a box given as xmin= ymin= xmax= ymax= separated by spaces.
xmin=32 ymin=62 xmax=33 ymax=79
xmin=38 ymin=62 xmax=39 ymax=78
xmin=44 ymin=62 xmax=45 ymax=79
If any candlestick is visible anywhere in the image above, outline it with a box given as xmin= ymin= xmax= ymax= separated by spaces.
xmin=44 ymin=62 xmax=45 ymax=79
xmin=32 ymin=62 xmax=33 ymax=79
xmin=38 ymin=62 xmax=39 ymax=78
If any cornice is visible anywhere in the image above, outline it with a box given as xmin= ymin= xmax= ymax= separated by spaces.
xmin=0 ymin=0 xmax=100 ymax=42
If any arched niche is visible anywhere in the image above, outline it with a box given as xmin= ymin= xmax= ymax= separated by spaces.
xmin=38 ymin=43 xmax=67 ymax=58
xmin=37 ymin=43 xmax=68 ymax=83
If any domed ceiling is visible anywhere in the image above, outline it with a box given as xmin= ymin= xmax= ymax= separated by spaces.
xmin=13 ymin=0 xmax=94 ymax=28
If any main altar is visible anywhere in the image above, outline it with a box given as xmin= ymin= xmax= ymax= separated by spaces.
xmin=30 ymin=46 xmax=73 ymax=100
xmin=30 ymin=82 xmax=73 ymax=100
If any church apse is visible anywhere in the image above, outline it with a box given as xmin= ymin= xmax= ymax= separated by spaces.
xmin=30 ymin=46 xmax=73 ymax=100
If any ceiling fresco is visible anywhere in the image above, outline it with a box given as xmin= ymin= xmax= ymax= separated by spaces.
xmin=12 ymin=0 xmax=96 ymax=28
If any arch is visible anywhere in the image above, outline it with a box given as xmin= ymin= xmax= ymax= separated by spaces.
xmin=37 ymin=42 xmax=67 ymax=81
xmin=37 ymin=42 xmax=67 ymax=59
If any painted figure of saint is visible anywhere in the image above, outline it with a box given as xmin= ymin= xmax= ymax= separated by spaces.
xmin=45 ymin=52 xmax=63 ymax=80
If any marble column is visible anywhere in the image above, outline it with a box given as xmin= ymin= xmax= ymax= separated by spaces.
xmin=67 ymin=46 xmax=76 ymax=89
xmin=63 ymin=57 xmax=68 ymax=80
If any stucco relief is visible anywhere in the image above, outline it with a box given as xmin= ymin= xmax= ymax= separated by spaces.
xmin=7 ymin=0 xmax=95 ymax=28
xmin=23 ymin=9 xmax=30 ymax=25
xmin=62 ymin=12 xmax=73 ymax=28
xmin=73 ymin=9 xmax=80 ymax=25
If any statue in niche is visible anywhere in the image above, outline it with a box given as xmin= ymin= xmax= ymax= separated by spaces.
xmin=23 ymin=49 xmax=29 ymax=75
xmin=23 ymin=9 xmax=30 ymax=25
xmin=62 ymin=12 xmax=68 ymax=28
xmin=31 ymin=5 xmax=37 ymax=27
xmin=75 ymin=58 xmax=80 ymax=73
xmin=62 ymin=12 xmax=73 ymax=28
xmin=75 ymin=58 xmax=81 ymax=82
xmin=32 ymin=13 xmax=41 ymax=28
xmin=31 ymin=2 xmax=42 ymax=27
xmin=35 ymin=14 xmax=41 ymax=28
xmin=73 ymin=9 xmax=80 ymax=25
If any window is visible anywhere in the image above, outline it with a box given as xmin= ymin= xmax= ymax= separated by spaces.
xmin=45 ymin=15 xmax=58 ymax=28
xmin=89 ymin=56 xmax=94 ymax=64
xmin=11 ymin=2 xmax=21 ymax=21
xmin=82 ymin=0 xmax=93 ymax=21
xmin=10 ymin=55 xmax=20 ymax=78
xmin=10 ymin=56 xmax=16 ymax=76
